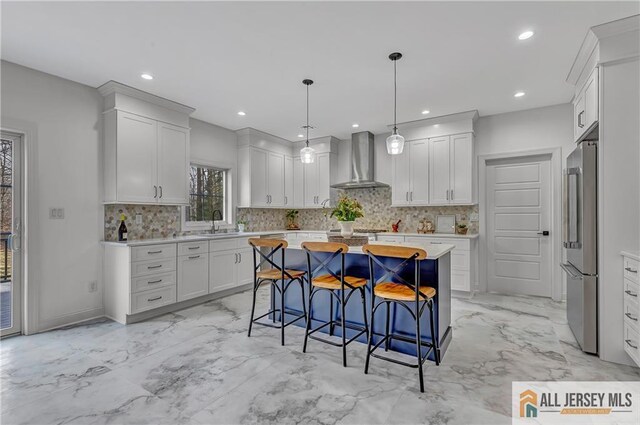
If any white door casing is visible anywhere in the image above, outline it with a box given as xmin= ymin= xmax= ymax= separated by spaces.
xmin=486 ymin=155 xmax=552 ymax=297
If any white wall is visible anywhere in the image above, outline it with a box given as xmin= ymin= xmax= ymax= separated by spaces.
xmin=1 ymin=61 xmax=104 ymax=332
xmin=189 ymin=118 xmax=238 ymax=224
xmin=475 ymin=103 xmax=574 ymax=159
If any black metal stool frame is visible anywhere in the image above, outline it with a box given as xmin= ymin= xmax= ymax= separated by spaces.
xmin=247 ymin=239 xmax=307 ymax=346
xmin=363 ymin=249 xmax=440 ymax=392
xmin=302 ymin=243 xmax=369 ymax=367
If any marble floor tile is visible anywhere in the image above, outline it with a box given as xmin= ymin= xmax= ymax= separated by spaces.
xmin=1 ymin=290 xmax=639 ymax=425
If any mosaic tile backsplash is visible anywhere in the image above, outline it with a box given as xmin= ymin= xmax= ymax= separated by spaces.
xmin=237 ymin=187 xmax=478 ymax=234
xmin=105 ymin=188 xmax=478 ymax=241
xmin=104 ymin=204 xmax=182 ymax=241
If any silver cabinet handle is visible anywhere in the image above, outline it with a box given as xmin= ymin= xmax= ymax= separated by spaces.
xmin=188 ymin=246 xmax=200 ymax=250
xmin=626 ymin=339 xmax=638 ymax=349
xmin=234 ymin=253 xmax=238 ymax=264
xmin=148 ymin=279 xmax=163 ymax=284
xmin=148 ymin=296 xmax=162 ymax=302
xmin=159 ymin=186 xmax=163 ymax=198
xmin=446 ymin=190 xmax=449 ymax=201
xmin=578 ymin=111 xmax=585 ymax=128
xmin=148 ymin=250 xmax=162 ymax=254
xmin=285 ymin=196 xmax=288 ymax=205
xmin=154 ymin=186 xmax=158 ymax=198
xmin=625 ymin=312 xmax=638 ymax=322
xmin=238 ymin=253 xmax=242 ymax=263
xmin=188 ymin=255 xmax=201 ymax=260
xmin=625 ymin=267 xmax=638 ymax=274
xmin=147 ymin=264 xmax=162 ymax=269
xmin=450 ymin=189 xmax=454 ymax=200
xmin=410 ymin=192 xmax=413 ymax=201
xmin=625 ymin=290 xmax=638 ymax=297
xmin=406 ymin=192 xmax=409 ymax=201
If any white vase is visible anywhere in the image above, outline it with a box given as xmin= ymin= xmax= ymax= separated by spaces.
xmin=339 ymin=221 xmax=355 ymax=237
xmin=238 ymin=224 xmax=245 ymax=233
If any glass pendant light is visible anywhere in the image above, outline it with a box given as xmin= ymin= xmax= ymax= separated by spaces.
xmin=386 ymin=52 xmax=405 ymax=155
xmin=300 ymin=79 xmax=316 ymax=164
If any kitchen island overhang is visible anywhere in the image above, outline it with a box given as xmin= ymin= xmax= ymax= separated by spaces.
xmin=268 ymin=242 xmax=454 ymax=361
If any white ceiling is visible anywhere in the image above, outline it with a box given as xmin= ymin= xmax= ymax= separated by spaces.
xmin=2 ymin=1 xmax=638 ymax=140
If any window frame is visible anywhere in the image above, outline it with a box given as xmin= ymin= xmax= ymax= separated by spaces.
xmin=182 ymin=160 xmax=233 ymax=231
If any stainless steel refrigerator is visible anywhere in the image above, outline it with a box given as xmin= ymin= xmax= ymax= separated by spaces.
xmin=562 ymin=140 xmax=598 ymax=354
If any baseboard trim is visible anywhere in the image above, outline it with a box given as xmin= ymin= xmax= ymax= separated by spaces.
xmin=37 ymin=307 xmax=105 ymax=334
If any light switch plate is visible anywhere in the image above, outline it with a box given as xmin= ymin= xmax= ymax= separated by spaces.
xmin=470 ymin=212 xmax=479 ymax=222
xmin=49 ymin=208 xmax=65 ymax=219
xmin=135 ymin=213 xmax=142 ymax=225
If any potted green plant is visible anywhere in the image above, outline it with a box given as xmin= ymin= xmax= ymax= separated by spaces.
xmin=237 ymin=219 xmax=248 ymax=233
xmin=285 ymin=209 xmax=300 ymax=230
xmin=456 ymin=223 xmax=468 ymax=235
xmin=330 ymin=195 xmax=364 ymax=237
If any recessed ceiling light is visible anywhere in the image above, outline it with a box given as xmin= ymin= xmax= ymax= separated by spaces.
xmin=298 ymin=134 xmax=304 ymax=138
xmin=421 ymin=110 xmax=430 ymax=115
xmin=352 ymin=123 xmax=359 ymax=128
xmin=140 ymin=73 xmax=153 ymax=80
xmin=518 ymin=31 xmax=534 ymax=40
xmin=514 ymin=91 xmax=526 ymax=98
xmin=237 ymin=111 xmax=246 ymax=116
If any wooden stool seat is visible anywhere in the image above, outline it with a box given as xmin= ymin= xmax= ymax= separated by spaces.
xmin=256 ymin=269 xmax=306 ymax=280
xmin=312 ymin=274 xmax=367 ymax=290
xmin=374 ymin=283 xmax=436 ymax=301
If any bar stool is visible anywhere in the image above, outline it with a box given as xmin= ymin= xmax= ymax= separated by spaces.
xmin=362 ymin=244 xmax=440 ymax=392
xmin=301 ymin=242 xmax=369 ymax=367
xmin=247 ymin=238 xmax=307 ymax=346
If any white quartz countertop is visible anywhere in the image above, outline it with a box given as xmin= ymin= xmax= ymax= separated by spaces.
xmin=286 ymin=241 xmax=455 ymax=260
xmin=621 ymin=251 xmax=640 ymax=261
xmin=378 ymin=232 xmax=479 ymax=239
xmin=101 ymin=231 xmax=286 ymax=247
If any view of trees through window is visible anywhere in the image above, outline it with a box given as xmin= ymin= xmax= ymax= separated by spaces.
xmin=187 ymin=165 xmax=225 ymax=223
xmin=1 ymin=138 xmax=12 ymax=283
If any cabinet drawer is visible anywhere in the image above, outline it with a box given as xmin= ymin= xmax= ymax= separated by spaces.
xmin=130 ymin=285 xmax=177 ymax=315
xmin=131 ymin=257 xmax=177 ymax=278
xmin=131 ymin=271 xmax=176 ymax=294
xmin=624 ymin=296 xmax=640 ymax=330
xmin=623 ymin=322 xmax=640 ymax=366
xmin=131 ymin=244 xmax=177 ymax=262
xmin=624 ymin=257 xmax=639 ymax=283
xmin=451 ymin=252 xmax=470 ymax=270
xmin=210 ymin=238 xmax=238 ymax=252
xmin=451 ymin=270 xmax=470 ymax=292
xmin=178 ymin=241 xmax=209 ymax=256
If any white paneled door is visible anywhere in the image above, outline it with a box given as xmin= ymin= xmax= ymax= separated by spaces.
xmin=487 ymin=156 xmax=552 ymax=297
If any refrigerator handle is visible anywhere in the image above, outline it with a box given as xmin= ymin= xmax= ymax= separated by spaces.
xmin=561 ymin=262 xmax=582 ymax=280
xmin=563 ymin=167 xmax=581 ymax=249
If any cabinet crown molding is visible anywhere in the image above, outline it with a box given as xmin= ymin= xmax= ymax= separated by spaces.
xmin=98 ymin=80 xmax=195 ymax=116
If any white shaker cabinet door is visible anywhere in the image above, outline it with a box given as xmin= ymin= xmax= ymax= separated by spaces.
xmin=267 ymin=152 xmax=285 ymax=207
xmin=450 ymin=133 xmax=473 ymax=204
xmin=157 ymin=122 xmax=189 ymax=205
xmin=284 ymin=156 xmax=293 ymax=207
xmin=177 ymin=253 xmax=209 ymax=302
xmin=209 ymin=251 xmax=237 ymax=293
xmin=429 ymin=136 xmax=451 ymax=204
xmin=116 ymin=112 xmax=158 ymax=203
xmin=236 ymin=249 xmax=254 ymax=286
xmin=391 ymin=147 xmax=411 ymax=206
xmin=317 ymin=153 xmax=331 ymax=205
xmin=409 ymin=139 xmax=429 ymax=204
xmin=304 ymin=159 xmax=319 ymax=207
xmin=250 ymin=148 xmax=269 ymax=207
xmin=292 ymin=158 xmax=305 ymax=208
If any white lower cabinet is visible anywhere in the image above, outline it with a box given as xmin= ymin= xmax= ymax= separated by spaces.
xmin=378 ymin=234 xmax=478 ymax=292
xmin=209 ymin=251 xmax=237 ymax=292
xmin=209 ymin=238 xmax=254 ymax=293
xmin=177 ymin=242 xmax=209 ymax=302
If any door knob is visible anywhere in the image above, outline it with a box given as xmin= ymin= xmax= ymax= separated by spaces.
xmin=537 ymin=231 xmax=550 ymax=236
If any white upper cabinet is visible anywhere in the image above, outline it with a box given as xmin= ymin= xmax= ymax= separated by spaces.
xmin=105 ymin=110 xmax=190 ymax=205
xmin=316 ymin=153 xmax=332 ymax=206
xmin=292 ymin=158 xmax=305 ymax=208
xmin=243 ymin=148 xmax=285 ymax=207
xmin=267 ymin=152 xmax=285 ymax=207
xmin=574 ymin=67 xmax=599 ymax=142
xmin=391 ymin=140 xmax=429 ymax=206
xmin=157 ymin=122 xmax=189 ymax=205
xmin=114 ymin=112 xmax=158 ymax=203
xmin=100 ymin=81 xmax=194 ymax=205
xmin=429 ymin=133 xmax=475 ymax=205
xmin=303 ymin=153 xmax=333 ymax=208
xmin=303 ymin=158 xmax=319 ymax=207
xmin=284 ymin=156 xmax=293 ymax=208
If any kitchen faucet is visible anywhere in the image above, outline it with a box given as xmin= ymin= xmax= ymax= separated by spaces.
xmin=211 ymin=209 xmax=223 ymax=233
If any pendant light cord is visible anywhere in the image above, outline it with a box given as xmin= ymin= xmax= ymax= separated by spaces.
xmin=306 ymin=83 xmax=310 ymax=147
xmin=394 ymin=58 xmax=397 ymax=133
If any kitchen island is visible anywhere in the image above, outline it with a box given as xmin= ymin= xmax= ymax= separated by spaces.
xmin=272 ymin=242 xmax=454 ymax=361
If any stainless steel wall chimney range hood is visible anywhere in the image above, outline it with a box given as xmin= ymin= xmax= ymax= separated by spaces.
xmin=331 ymin=131 xmax=389 ymax=189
